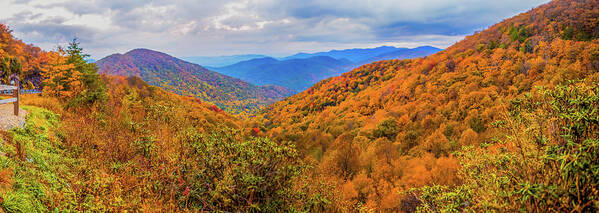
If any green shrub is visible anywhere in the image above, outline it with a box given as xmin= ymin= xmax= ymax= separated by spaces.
xmin=373 ymin=118 xmax=399 ymax=140
xmin=508 ymin=24 xmax=530 ymax=43
xmin=0 ymin=106 xmax=78 ymax=213
xmin=179 ymin=127 xmax=305 ymax=212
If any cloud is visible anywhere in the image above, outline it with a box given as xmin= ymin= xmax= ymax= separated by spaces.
xmin=0 ymin=6 xmax=99 ymax=47
xmin=0 ymin=0 xmax=549 ymax=59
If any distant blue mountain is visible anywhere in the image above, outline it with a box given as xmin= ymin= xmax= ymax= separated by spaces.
xmin=210 ymin=46 xmax=442 ymax=92
xmin=283 ymin=46 xmax=440 ymax=63
xmin=181 ymin=54 xmax=268 ymax=67
xmin=212 ymin=56 xmax=354 ymax=92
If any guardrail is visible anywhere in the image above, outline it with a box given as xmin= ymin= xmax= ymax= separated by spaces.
xmin=0 ymin=80 xmax=19 ymax=116
xmin=1 ymin=89 xmax=41 ymax=95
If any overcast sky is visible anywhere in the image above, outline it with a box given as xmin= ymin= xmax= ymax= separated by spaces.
xmin=1 ymin=0 xmax=549 ymax=59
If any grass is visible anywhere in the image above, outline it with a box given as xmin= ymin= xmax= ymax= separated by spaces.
xmin=0 ymin=106 xmax=78 ymax=212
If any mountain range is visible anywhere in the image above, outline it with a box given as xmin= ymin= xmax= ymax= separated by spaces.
xmin=210 ymin=56 xmax=354 ymax=91
xmin=211 ymin=46 xmax=441 ymax=91
xmin=95 ymin=49 xmax=293 ymax=114
xmin=283 ymin=45 xmax=441 ymax=63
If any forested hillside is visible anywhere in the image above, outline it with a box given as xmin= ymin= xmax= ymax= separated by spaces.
xmin=358 ymin=46 xmax=442 ymax=65
xmin=257 ymin=0 xmax=599 ymax=211
xmin=0 ymin=75 xmax=312 ymax=211
xmin=96 ymin=49 xmax=294 ymax=115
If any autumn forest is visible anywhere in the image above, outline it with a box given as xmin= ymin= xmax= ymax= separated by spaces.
xmin=0 ymin=0 xmax=597 ymax=212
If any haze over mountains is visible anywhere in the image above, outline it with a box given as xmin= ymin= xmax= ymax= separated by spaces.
xmin=210 ymin=46 xmax=441 ymax=91
xmin=181 ymin=54 xmax=269 ymax=67
xmin=211 ymin=56 xmax=354 ymax=91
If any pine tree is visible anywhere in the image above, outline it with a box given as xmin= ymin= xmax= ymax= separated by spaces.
xmin=65 ymin=38 xmax=107 ymax=105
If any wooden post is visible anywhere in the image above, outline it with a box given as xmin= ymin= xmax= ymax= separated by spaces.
xmin=13 ymin=78 xmax=18 ymax=116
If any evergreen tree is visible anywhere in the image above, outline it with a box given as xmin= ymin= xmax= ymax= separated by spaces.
xmin=65 ymin=38 xmax=107 ymax=105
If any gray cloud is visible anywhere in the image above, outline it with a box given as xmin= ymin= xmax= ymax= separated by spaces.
xmin=1 ymin=9 xmax=98 ymax=44
xmin=1 ymin=0 xmax=549 ymax=59
xmin=17 ymin=23 xmax=97 ymax=43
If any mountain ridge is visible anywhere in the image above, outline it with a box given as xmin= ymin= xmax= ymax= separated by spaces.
xmin=283 ymin=45 xmax=440 ymax=62
xmin=211 ymin=46 xmax=441 ymax=91
xmin=95 ymin=48 xmax=294 ymax=114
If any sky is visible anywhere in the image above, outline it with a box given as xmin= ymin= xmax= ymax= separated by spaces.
xmin=1 ymin=0 xmax=549 ymax=59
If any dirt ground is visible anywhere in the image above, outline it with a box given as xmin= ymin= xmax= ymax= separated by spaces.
xmin=0 ymin=104 xmax=27 ymax=130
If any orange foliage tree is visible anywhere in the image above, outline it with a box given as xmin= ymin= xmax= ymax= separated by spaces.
xmin=40 ymin=50 xmax=81 ymax=99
